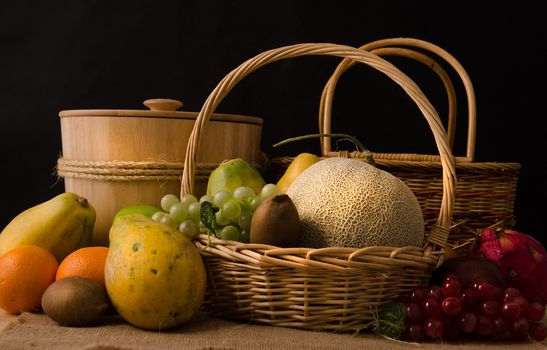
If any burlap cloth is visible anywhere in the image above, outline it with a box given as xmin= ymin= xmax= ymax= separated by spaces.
xmin=1 ymin=311 xmax=546 ymax=350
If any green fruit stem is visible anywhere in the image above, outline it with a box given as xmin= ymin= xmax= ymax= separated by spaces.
xmin=78 ymin=196 xmax=89 ymax=208
xmin=272 ymin=133 xmax=375 ymax=166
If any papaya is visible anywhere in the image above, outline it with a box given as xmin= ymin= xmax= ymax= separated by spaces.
xmin=276 ymin=153 xmax=319 ymax=194
xmin=0 ymin=192 xmax=95 ymax=261
xmin=113 ymin=204 xmax=160 ymax=223
xmin=207 ymin=158 xmax=265 ymax=196
xmin=105 ymin=214 xmax=206 ymax=330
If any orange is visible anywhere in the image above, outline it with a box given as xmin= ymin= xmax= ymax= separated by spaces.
xmin=0 ymin=245 xmax=59 ymax=314
xmin=55 ymin=246 xmax=109 ymax=288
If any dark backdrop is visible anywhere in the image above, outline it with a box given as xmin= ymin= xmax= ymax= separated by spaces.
xmin=1 ymin=1 xmax=546 ymax=243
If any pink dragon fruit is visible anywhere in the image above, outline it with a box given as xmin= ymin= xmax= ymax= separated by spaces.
xmin=469 ymin=227 xmax=547 ymax=305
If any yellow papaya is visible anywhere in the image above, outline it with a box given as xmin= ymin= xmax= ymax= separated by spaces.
xmin=277 ymin=153 xmax=320 ymax=194
xmin=105 ymin=214 xmax=206 ymax=330
xmin=0 ymin=192 xmax=95 ymax=261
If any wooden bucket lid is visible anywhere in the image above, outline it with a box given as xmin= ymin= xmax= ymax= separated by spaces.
xmin=59 ymin=98 xmax=263 ymax=126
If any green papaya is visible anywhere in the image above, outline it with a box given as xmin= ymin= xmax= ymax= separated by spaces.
xmin=207 ymin=158 xmax=266 ymax=196
xmin=113 ymin=204 xmax=161 ymax=223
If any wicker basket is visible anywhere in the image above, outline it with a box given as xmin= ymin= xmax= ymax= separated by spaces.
xmin=272 ymin=38 xmax=520 ymax=247
xmin=181 ymin=43 xmax=456 ymax=332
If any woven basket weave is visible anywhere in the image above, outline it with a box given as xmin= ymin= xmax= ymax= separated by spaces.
xmin=272 ymin=38 xmax=520 ymax=247
xmin=181 ymin=43 xmax=456 ymax=332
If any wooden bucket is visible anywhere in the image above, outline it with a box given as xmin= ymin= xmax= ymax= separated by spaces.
xmin=57 ymin=98 xmax=263 ymax=246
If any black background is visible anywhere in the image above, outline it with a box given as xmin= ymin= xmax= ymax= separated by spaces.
xmin=1 ymin=1 xmax=546 ymax=244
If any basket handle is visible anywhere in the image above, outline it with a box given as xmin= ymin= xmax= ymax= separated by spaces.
xmin=181 ymin=43 xmax=456 ymax=248
xmin=319 ymin=37 xmax=477 ymax=162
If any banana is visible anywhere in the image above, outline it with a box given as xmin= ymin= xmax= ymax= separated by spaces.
xmin=0 ymin=192 xmax=96 ymax=262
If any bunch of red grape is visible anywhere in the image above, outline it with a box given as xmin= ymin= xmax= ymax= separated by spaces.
xmin=403 ymin=274 xmax=547 ymax=342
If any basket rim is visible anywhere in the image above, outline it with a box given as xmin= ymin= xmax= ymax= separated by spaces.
xmin=270 ymin=155 xmax=521 ymax=170
xmin=194 ymin=233 xmax=443 ymax=271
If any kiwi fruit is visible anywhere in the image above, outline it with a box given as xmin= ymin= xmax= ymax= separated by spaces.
xmin=250 ymin=194 xmax=300 ymax=247
xmin=41 ymin=276 xmax=110 ymax=327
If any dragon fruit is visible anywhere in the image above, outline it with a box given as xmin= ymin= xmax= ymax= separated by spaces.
xmin=469 ymin=227 xmax=547 ymax=305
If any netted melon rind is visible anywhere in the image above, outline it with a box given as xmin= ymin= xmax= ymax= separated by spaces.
xmin=287 ymin=157 xmax=424 ymax=248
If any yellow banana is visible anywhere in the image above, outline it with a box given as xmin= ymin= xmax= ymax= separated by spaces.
xmin=0 ymin=192 xmax=95 ymax=262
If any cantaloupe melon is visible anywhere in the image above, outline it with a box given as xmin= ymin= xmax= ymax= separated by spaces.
xmin=286 ymin=157 xmax=424 ymax=248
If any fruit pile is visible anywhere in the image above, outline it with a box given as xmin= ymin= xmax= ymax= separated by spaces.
xmin=2 ymin=152 xmax=546 ymax=344
xmin=0 ymin=245 xmax=110 ymax=326
xmin=144 ymin=158 xmax=282 ymax=243
xmin=402 ymin=274 xmax=547 ymax=342
xmin=151 ymin=183 xmax=281 ymax=243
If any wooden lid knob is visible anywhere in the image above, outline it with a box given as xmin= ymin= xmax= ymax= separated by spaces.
xmin=143 ymin=99 xmax=183 ymax=111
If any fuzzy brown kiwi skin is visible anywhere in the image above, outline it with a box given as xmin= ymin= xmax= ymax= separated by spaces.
xmin=41 ymin=276 xmax=110 ymax=327
xmin=250 ymin=194 xmax=301 ymax=247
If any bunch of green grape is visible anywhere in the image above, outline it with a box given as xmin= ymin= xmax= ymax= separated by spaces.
xmin=152 ymin=183 xmax=281 ymax=242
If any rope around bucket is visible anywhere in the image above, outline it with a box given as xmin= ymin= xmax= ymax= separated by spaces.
xmin=56 ymin=158 xmax=218 ymax=182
